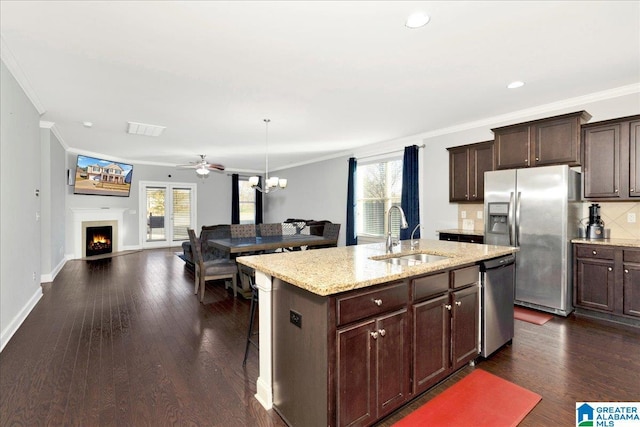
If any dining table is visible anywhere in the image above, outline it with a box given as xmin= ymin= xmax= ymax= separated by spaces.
xmin=208 ymin=234 xmax=337 ymax=255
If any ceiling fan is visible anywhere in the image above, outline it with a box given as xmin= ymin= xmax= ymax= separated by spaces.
xmin=176 ymin=154 xmax=225 ymax=177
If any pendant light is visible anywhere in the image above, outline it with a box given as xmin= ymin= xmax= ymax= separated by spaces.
xmin=249 ymin=119 xmax=287 ymax=193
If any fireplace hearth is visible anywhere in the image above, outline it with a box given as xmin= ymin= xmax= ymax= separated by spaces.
xmin=86 ymin=225 xmax=113 ymax=257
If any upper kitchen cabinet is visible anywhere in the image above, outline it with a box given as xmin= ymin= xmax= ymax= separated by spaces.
xmin=582 ymin=115 xmax=640 ymax=200
xmin=447 ymin=140 xmax=494 ymax=202
xmin=492 ymin=111 xmax=592 ymax=170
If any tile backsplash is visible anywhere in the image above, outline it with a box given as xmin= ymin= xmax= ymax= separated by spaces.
xmin=457 ymin=202 xmax=640 ymax=240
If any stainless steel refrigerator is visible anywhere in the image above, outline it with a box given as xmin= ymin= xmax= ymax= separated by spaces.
xmin=484 ymin=165 xmax=581 ymax=316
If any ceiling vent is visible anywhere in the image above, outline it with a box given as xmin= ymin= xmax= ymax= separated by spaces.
xmin=127 ymin=121 xmax=166 ymax=137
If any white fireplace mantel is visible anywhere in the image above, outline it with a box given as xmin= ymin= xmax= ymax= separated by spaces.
xmin=71 ymin=208 xmax=127 ymax=259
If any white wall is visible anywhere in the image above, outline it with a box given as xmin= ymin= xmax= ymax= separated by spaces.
xmin=264 ymin=156 xmax=349 ymax=245
xmin=1 ymin=60 xmax=43 ymax=351
xmin=40 ymin=126 xmax=66 ymax=282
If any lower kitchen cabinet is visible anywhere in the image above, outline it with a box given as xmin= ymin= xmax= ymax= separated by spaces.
xmin=438 ymin=231 xmax=484 ymax=244
xmin=337 ymin=309 xmax=410 ymax=427
xmin=574 ymin=244 xmax=640 ymax=321
xmin=451 ymin=285 xmax=480 ymax=370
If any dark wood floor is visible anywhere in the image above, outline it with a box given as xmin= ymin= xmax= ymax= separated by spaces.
xmin=1 ymin=248 xmax=639 ymax=427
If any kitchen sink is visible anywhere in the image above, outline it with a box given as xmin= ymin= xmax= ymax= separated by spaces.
xmin=372 ymin=253 xmax=450 ymax=266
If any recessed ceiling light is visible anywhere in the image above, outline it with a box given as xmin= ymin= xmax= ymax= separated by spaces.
xmin=82 ymin=121 xmax=93 ymax=128
xmin=406 ymin=12 xmax=430 ymax=29
xmin=507 ymin=81 xmax=525 ymax=89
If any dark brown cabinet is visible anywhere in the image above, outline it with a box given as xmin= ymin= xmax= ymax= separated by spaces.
xmin=574 ymin=244 xmax=640 ymax=322
xmin=448 ymin=141 xmax=494 ymax=202
xmin=492 ymin=111 xmax=591 ymax=170
xmin=451 ymin=285 xmax=480 ymax=370
xmin=439 ymin=231 xmax=484 ymax=244
xmin=582 ymin=115 xmax=640 ymax=200
xmin=336 ymin=283 xmax=410 ymax=427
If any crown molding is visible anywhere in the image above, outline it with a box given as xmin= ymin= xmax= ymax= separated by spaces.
xmin=1 ymin=35 xmax=46 ymax=115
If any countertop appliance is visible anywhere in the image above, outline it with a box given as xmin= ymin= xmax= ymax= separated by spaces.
xmin=479 ymin=254 xmax=515 ymax=358
xmin=586 ymin=203 xmax=605 ymax=239
xmin=484 ymin=165 xmax=581 ymax=316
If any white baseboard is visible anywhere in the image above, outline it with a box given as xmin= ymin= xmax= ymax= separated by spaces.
xmin=0 ymin=287 xmax=43 ymax=353
xmin=40 ymin=257 xmax=67 ymax=283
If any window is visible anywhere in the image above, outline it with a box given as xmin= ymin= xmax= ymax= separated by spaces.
xmin=356 ymin=158 xmax=403 ymax=242
xmin=239 ymin=178 xmax=256 ymax=224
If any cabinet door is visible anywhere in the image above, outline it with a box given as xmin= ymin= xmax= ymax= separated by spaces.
xmin=583 ymin=123 xmax=622 ymax=199
xmin=413 ymin=294 xmax=449 ymax=394
xmin=449 ymin=147 xmax=470 ymax=202
xmin=470 ymin=142 xmax=494 ymax=201
xmin=623 ymin=263 xmax=640 ymax=318
xmin=575 ymin=258 xmax=615 ymax=312
xmin=534 ymin=116 xmax=581 ymax=166
xmin=337 ymin=319 xmax=376 ymax=427
xmin=494 ymin=125 xmax=531 ymax=169
xmin=451 ymin=285 xmax=479 ymax=370
xmin=375 ymin=309 xmax=410 ymax=418
xmin=630 ymin=120 xmax=640 ymax=197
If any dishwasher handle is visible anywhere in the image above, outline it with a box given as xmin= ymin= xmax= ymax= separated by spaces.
xmin=480 ymin=255 xmax=515 ymax=271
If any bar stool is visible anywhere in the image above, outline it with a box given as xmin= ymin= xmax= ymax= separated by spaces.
xmin=239 ymin=263 xmax=259 ymax=367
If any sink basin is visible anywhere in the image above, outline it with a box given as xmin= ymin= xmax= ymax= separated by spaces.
xmin=373 ymin=253 xmax=450 ymax=266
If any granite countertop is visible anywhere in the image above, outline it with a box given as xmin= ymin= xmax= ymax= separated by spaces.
xmin=571 ymin=238 xmax=640 ymax=248
xmin=236 ymin=239 xmax=517 ymax=296
xmin=437 ymin=229 xmax=485 ymax=236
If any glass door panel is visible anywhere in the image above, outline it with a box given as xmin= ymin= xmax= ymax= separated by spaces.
xmin=140 ymin=181 xmax=196 ymax=248
xmin=146 ymin=187 xmax=167 ymax=242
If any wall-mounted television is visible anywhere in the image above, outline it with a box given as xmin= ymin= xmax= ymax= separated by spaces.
xmin=73 ymin=155 xmax=133 ymax=197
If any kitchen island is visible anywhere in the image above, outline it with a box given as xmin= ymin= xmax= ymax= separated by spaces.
xmin=237 ymin=239 xmax=517 ymax=427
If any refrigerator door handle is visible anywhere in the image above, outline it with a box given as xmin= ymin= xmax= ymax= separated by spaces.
xmin=515 ymin=191 xmax=522 ymax=247
xmin=508 ymin=192 xmax=515 ymax=246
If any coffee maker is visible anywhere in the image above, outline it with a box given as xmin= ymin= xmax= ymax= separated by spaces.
xmin=586 ymin=203 xmax=605 ymax=239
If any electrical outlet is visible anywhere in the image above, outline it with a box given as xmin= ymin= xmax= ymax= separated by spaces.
xmin=477 ymin=211 xmax=483 ymax=220
xmin=290 ymin=310 xmax=302 ymax=328
xmin=461 ymin=210 xmax=467 ymax=219
xmin=628 ymin=213 xmax=637 ymax=223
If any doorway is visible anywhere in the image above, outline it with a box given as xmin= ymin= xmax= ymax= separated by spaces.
xmin=139 ymin=181 xmax=196 ymax=248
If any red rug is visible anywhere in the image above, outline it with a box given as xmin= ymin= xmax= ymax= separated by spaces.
xmin=392 ymin=369 xmax=541 ymax=427
xmin=514 ymin=306 xmax=554 ymax=325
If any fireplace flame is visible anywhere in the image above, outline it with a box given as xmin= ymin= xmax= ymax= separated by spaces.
xmin=91 ymin=234 xmax=111 ymax=245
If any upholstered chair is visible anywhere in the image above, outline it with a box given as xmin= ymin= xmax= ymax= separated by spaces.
xmin=187 ymin=229 xmax=238 ymax=302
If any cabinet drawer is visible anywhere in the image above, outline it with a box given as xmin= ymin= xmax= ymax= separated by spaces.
xmin=337 ymin=282 xmax=408 ymax=326
xmin=576 ymin=245 xmax=615 ymax=260
xmin=624 ymin=249 xmax=640 ymax=263
xmin=451 ymin=266 xmax=479 ymax=289
xmin=413 ymin=272 xmax=448 ymax=302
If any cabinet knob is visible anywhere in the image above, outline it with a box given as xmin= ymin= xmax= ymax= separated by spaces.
xmin=625 ymin=269 xmax=629 ymax=274
xmin=378 ymin=329 xmax=386 ymax=337
xmin=631 ymin=188 xmax=635 ymax=192
xmin=472 ymin=194 xmax=476 ymax=198
xmin=592 ymin=250 xmax=597 ymax=255
xmin=608 ymin=267 xmax=613 ymax=272
xmin=615 ymin=188 xmax=619 ymax=193
xmin=535 ymin=157 xmax=539 ymax=161
xmin=373 ymin=299 xmax=383 ymax=306
xmin=455 ymin=301 xmax=462 ymax=306
xmin=370 ymin=331 xmax=378 ymax=339
xmin=445 ymin=304 xmax=452 ymax=311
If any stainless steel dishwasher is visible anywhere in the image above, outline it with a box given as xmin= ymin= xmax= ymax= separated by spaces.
xmin=479 ymin=254 xmax=516 ymax=357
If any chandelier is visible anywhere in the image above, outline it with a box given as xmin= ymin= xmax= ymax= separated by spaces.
xmin=249 ymin=119 xmax=287 ymax=193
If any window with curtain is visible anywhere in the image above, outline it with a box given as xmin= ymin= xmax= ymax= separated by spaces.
xmin=238 ymin=178 xmax=256 ymax=224
xmin=356 ymin=158 xmax=403 ymax=243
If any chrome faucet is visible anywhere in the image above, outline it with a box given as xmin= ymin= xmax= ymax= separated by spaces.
xmin=410 ymin=223 xmax=421 ymax=250
xmin=386 ymin=206 xmax=409 ymax=253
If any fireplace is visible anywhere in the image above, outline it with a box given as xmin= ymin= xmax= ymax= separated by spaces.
xmin=86 ymin=226 xmax=113 ymax=256
xmin=71 ymin=208 xmax=126 ymax=259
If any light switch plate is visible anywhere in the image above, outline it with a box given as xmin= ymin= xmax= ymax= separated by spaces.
xmin=477 ymin=211 xmax=483 ymax=219
xmin=628 ymin=212 xmax=637 ymax=223
xmin=462 ymin=219 xmax=474 ymax=230
xmin=461 ymin=210 xmax=467 ymax=219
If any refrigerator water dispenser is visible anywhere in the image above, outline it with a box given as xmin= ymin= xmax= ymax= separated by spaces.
xmin=488 ymin=203 xmax=509 ymax=234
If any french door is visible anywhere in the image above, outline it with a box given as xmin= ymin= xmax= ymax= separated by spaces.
xmin=139 ymin=181 xmax=197 ymax=248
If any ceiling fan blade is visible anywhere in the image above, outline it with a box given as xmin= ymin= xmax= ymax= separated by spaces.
xmin=206 ymin=163 xmax=225 ymax=171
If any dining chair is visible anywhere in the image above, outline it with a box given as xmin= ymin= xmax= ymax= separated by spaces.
xmin=238 ymin=263 xmax=259 ymax=367
xmin=230 ymin=224 xmax=257 ymax=238
xmin=258 ymin=223 xmax=282 ymax=237
xmin=311 ymin=223 xmax=340 ymax=249
xmin=187 ymin=229 xmax=238 ymax=302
